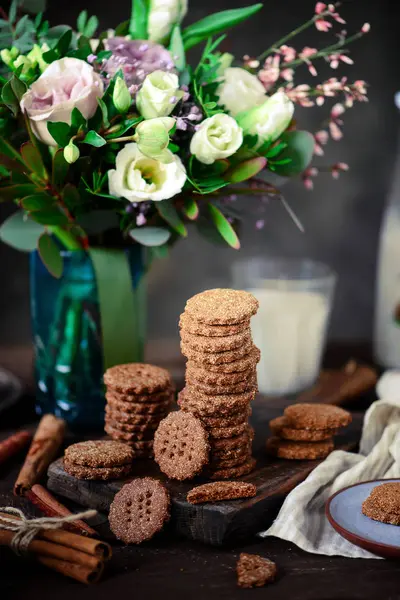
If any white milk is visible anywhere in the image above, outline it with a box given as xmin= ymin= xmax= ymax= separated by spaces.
xmin=374 ymin=206 xmax=400 ymax=367
xmin=249 ymin=288 xmax=330 ymax=395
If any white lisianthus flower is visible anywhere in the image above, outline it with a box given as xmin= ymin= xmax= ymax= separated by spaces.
xmin=108 ymin=143 xmax=186 ymax=202
xmin=136 ymin=70 xmax=183 ymax=119
xmin=237 ymin=91 xmax=294 ymax=146
xmin=217 ymin=67 xmax=266 ymax=117
xmin=20 ymin=58 xmax=103 ymax=146
xmin=190 ymin=113 xmax=243 ymax=165
xmin=148 ymin=0 xmax=188 ymax=43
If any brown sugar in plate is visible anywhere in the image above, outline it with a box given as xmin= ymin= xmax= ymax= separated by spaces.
xmin=184 ymin=289 xmax=259 ymax=325
xmin=108 ymin=477 xmax=170 ymax=544
xmin=104 ymin=363 xmax=172 ymax=395
xmin=236 ymin=553 xmax=277 ymax=589
xmin=64 ymin=440 xmax=134 ymax=468
xmin=362 ymin=482 xmax=400 ymax=525
xmin=64 ymin=458 xmax=132 ymax=481
xmin=266 ymin=436 xmax=334 ymax=460
xmin=179 ymin=313 xmax=250 ymax=337
xmin=284 ymin=403 xmax=352 ymax=430
xmin=269 ymin=416 xmax=338 ymax=442
xmin=187 ymin=481 xmax=257 ymax=504
xmin=153 ymin=411 xmax=210 ymax=481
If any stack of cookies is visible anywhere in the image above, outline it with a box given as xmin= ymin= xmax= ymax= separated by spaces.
xmin=103 ymin=363 xmax=174 ymax=458
xmin=178 ymin=288 xmax=260 ymax=479
xmin=267 ymin=403 xmax=352 ymax=461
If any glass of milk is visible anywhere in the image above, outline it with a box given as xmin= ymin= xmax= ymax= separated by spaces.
xmin=232 ymin=258 xmax=336 ymax=395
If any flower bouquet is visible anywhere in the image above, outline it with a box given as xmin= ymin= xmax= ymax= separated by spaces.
xmin=0 ymin=0 xmax=369 ymax=427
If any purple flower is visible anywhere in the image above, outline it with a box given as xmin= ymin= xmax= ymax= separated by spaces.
xmin=103 ymin=38 xmax=176 ymax=89
xmin=255 ymin=219 xmax=265 ymax=230
xmin=136 ymin=213 xmax=147 ymax=226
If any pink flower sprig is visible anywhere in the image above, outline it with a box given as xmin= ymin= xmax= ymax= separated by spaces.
xmin=315 ymin=2 xmax=345 ymax=32
xmin=302 ymin=162 xmax=349 ymax=190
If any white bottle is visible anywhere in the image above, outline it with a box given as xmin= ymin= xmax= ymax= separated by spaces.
xmin=374 ymin=112 xmax=400 ymax=367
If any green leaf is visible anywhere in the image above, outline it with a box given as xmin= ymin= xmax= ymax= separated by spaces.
xmin=272 ymin=130 xmax=314 ymax=176
xmin=55 ymin=28 xmax=72 ymax=55
xmin=78 ymin=210 xmax=119 ymax=235
xmin=156 ymin=200 xmax=187 ymax=237
xmin=20 ymin=142 xmax=47 ymax=181
xmin=129 ymin=226 xmax=171 ymax=247
xmin=47 ymin=122 xmax=71 ymax=147
xmin=10 ymin=75 xmax=27 ymax=101
xmin=182 ymin=197 xmax=199 ymax=220
xmin=0 ymin=183 xmax=38 ymax=201
xmin=97 ymin=97 xmax=110 ymax=128
xmin=89 ymin=248 xmax=144 ymax=367
xmin=52 ymin=149 xmax=69 ymax=189
xmin=62 ymin=183 xmax=80 ymax=210
xmin=224 ymin=157 xmax=267 ymax=184
xmin=0 ymin=210 xmax=45 ymax=251
xmin=83 ymin=130 xmax=106 ymax=147
xmin=77 ymin=10 xmax=87 ymax=33
xmin=9 ymin=0 xmax=19 ymax=25
xmin=38 ymin=232 xmax=63 ymax=278
xmin=1 ymin=80 xmax=18 ymax=117
xmin=105 ymin=117 xmax=142 ymax=139
xmin=207 ymin=203 xmax=240 ymax=249
xmin=29 ymin=209 xmax=69 ymax=226
xmin=183 ymin=4 xmax=263 ymax=50
xmin=71 ymin=107 xmax=87 ymax=132
xmin=0 ymin=136 xmax=26 ymax=165
xmin=21 ymin=193 xmax=54 ymax=210
xmin=265 ymin=142 xmax=287 ymax=158
xmin=130 ymin=0 xmax=149 ymax=39
xmin=169 ymin=25 xmax=185 ymax=71
xmin=115 ymin=19 xmax=130 ymax=36
xmin=84 ymin=15 xmax=99 ymax=38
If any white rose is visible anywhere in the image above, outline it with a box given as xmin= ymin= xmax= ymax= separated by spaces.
xmin=136 ymin=70 xmax=183 ymax=120
xmin=108 ymin=142 xmax=186 ymax=202
xmin=190 ymin=113 xmax=243 ymax=165
xmin=217 ymin=67 xmax=266 ymax=116
xmin=148 ymin=0 xmax=188 ymax=43
xmin=20 ymin=58 xmax=103 ymax=146
xmin=237 ymin=91 xmax=294 ymax=146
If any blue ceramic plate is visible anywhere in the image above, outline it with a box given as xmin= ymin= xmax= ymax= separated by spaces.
xmin=326 ymin=479 xmax=400 ymax=558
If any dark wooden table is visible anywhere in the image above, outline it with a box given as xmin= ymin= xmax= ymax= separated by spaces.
xmin=1 ymin=344 xmax=399 ymax=600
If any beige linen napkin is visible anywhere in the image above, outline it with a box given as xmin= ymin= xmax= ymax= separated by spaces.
xmin=259 ymin=371 xmax=400 ymax=559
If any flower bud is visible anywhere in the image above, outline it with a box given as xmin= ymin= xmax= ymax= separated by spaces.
xmin=13 ymin=55 xmax=35 ymax=75
xmin=237 ymin=91 xmax=294 ymax=146
xmin=148 ymin=0 xmax=188 ymax=43
xmin=27 ymin=44 xmax=50 ymax=72
xmin=190 ymin=113 xmax=243 ymax=165
xmin=134 ymin=117 xmax=175 ymax=162
xmin=216 ymin=53 xmax=234 ymax=78
xmin=64 ymin=140 xmax=80 ymax=164
xmin=0 ymin=47 xmax=19 ymax=67
xmin=113 ymin=77 xmax=132 ymax=113
xmin=136 ymin=70 xmax=183 ymax=119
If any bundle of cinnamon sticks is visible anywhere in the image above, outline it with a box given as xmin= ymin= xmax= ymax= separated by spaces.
xmin=0 ymin=512 xmax=111 ymax=584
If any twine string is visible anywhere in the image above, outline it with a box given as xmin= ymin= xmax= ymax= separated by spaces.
xmin=0 ymin=506 xmax=97 ymax=556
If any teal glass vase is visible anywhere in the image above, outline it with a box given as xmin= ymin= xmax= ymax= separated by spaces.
xmin=30 ymin=246 xmax=145 ymax=430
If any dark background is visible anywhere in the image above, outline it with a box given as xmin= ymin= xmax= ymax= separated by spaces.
xmin=0 ymin=0 xmax=398 ymax=355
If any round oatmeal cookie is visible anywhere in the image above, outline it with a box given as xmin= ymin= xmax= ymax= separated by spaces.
xmin=190 ymin=347 xmax=261 ymax=373
xmin=184 ymin=289 xmax=259 ymax=325
xmin=105 ymin=416 xmax=159 ymax=434
xmin=154 ymin=411 xmax=209 ymax=480
xmin=186 ymin=362 xmax=253 ymax=385
xmin=186 ymin=373 xmax=257 ymax=396
xmin=178 ymin=388 xmax=255 ymax=417
xmin=284 ymin=403 xmax=352 ymax=430
xmin=123 ymin=440 xmax=154 ymax=457
xmin=211 ymin=452 xmax=252 ymax=469
xmin=269 ymin=416 xmax=337 ymax=442
xmin=212 ymin=441 xmax=252 ymax=462
xmin=211 ymin=427 xmax=254 ymax=452
xmin=105 ymin=388 xmax=174 ymax=404
xmin=109 ymin=477 xmax=170 ymax=544
xmin=266 ymin=436 xmax=334 ymax=460
xmin=362 ymin=482 xmax=400 ymax=525
xmin=64 ymin=440 xmax=134 ymax=468
xmin=180 ymin=329 xmax=252 ymax=353
xmin=64 ymin=458 xmax=132 ymax=481
xmin=209 ymin=457 xmax=256 ymax=480
xmin=181 ymin=339 xmax=253 ymax=365
xmin=105 ymin=422 xmax=156 ymax=442
xmin=105 ymin=405 xmax=168 ymax=425
xmin=179 ymin=312 xmax=250 ymax=337
xmin=104 ymin=363 xmax=172 ymax=395
xmin=207 ymin=422 xmax=247 ymax=440
xmin=200 ymin=407 xmax=251 ymax=428
xmin=106 ymin=396 xmax=172 ymax=415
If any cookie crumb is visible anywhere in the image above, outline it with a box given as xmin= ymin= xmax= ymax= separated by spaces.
xmin=187 ymin=481 xmax=256 ymax=504
xmin=236 ymin=553 xmax=277 ymax=588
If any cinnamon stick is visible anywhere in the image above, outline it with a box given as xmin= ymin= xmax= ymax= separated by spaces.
xmin=0 ymin=511 xmax=110 ymax=559
xmin=38 ymin=556 xmax=104 ymax=584
xmin=14 ymin=415 xmax=66 ymax=496
xmin=26 ymin=484 xmax=97 ymax=538
xmin=0 ymin=529 xmax=102 ymax=570
xmin=0 ymin=431 xmax=32 ymax=466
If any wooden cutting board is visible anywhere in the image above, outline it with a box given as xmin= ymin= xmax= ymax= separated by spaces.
xmin=47 ymin=397 xmax=365 ymax=546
